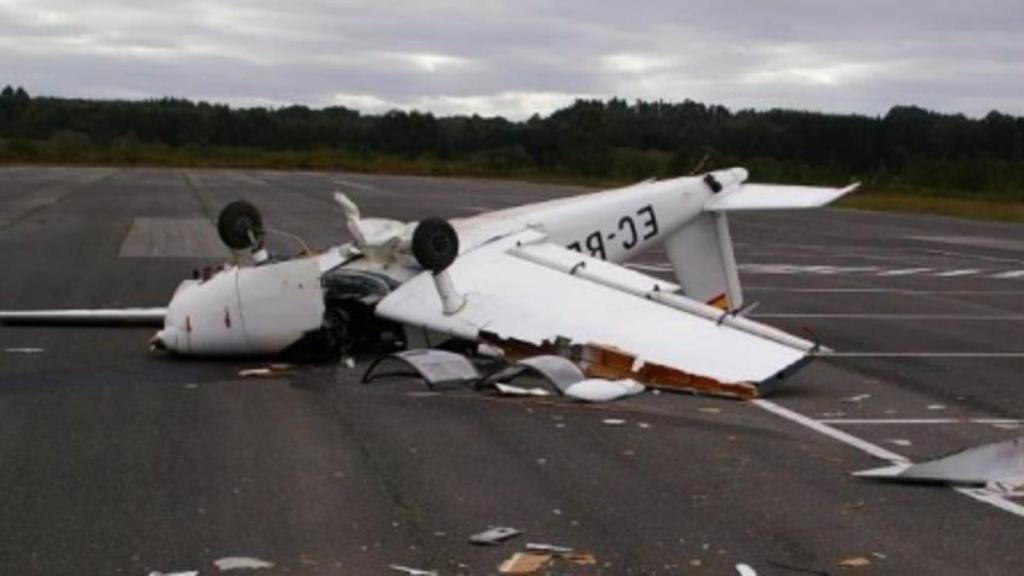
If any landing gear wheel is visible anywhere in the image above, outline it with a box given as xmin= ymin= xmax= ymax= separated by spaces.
xmin=217 ymin=200 xmax=265 ymax=250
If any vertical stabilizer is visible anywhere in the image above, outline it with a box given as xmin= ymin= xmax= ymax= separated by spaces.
xmin=663 ymin=212 xmax=743 ymax=310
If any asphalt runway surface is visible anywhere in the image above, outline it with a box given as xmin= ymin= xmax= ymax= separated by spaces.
xmin=1 ymin=166 xmax=1023 ymax=575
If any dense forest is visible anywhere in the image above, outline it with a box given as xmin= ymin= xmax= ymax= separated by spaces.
xmin=2 ymin=85 xmax=1023 ymax=199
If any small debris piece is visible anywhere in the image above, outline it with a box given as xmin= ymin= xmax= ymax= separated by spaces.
xmin=637 ymin=422 xmax=651 ymax=429
xmin=342 ymin=357 xmax=356 ymax=369
xmin=526 ymin=543 xmax=574 ymax=554
xmin=927 ymin=404 xmax=947 ymax=411
xmin=388 ymin=565 xmax=439 ymax=576
xmin=885 ymin=439 xmax=912 ymax=447
xmin=837 ymin=556 xmax=871 ymax=568
xmin=568 ymin=553 xmax=597 ymax=566
xmin=855 ymin=436 xmax=1024 ymax=488
xmin=698 ymin=407 xmax=722 ymax=414
xmin=3 ymin=347 xmax=45 ymax=353
xmin=498 ymin=552 xmax=552 ymax=574
xmin=238 ymin=365 xmax=290 ymax=378
xmin=469 ymin=526 xmax=522 ymax=545
xmin=494 ymin=383 xmax=552 ymax=397
xmin=601 ymin=418 xmax=627 ymax=426
xmin=563 ymin=378 xmax=644 ymax=402
xmin=736 ymin=564 xmax=758 ymax=576
xmin=842 ymin=394 xmax=871 ymax=404
xmin=213 ymin=557 xmax=275 ymax=571
xmin=148 ymin=571 xmax=198 ymax=576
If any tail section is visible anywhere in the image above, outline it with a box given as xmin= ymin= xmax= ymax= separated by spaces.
xmin=663 ymin=212 xmax=743 ymax=311
xmin=663 ymin=170 xmax=859 ymax=310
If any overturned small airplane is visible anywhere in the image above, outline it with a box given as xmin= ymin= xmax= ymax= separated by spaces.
xmin=0 ymin=168 xmax=857 ymax=399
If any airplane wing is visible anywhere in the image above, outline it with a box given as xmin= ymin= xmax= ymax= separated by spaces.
xmin=376 ymin=231 xmax=818 ymax=399
xmin=705 ymin=183 xmax=859 ymax=211
xmin=0 ymin=308 xmax=167 ymax=326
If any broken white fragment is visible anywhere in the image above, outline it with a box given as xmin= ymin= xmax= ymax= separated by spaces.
xmin=885 ymin=439 xmax=913 ymax=447
xmin=842 ymin=394 xmax=871 ymax=404
xmin=563 ymin=378 xmax=644 ymax=402
xmin=525 ymin=543 xmax=574 ymax=554
xmin=213 ymin=557 xmax=275 ymax=571
xmin=927 ymin=404 xmax=947 ymax=411
xmin=855 ymin=436 xmax=1024 ymax=489
xmin=148 ymin=571 xmax=198 ymax=576
xmin=3 ymin=347 xmax=45 ymax=353
xmin=601 ymin=418 xmax=627 ymax=426
xmin=469 ymin=526 xmax=522 ymax=545
xmin=238 ymin=368 xmax=275 ymax=378
xmin=343 ymin=356 xmax=356 ymax=368
xmin=736 ymin=564 xmax=758 ymax=576
xmin=388 ymin=565 xmax=439 ymax=576
xmin=494 ymin=382 xmax=552 ymax=397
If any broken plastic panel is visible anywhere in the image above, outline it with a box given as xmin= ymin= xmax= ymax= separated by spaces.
xmin=855 ymin=436 xmax=1024 ymax=490
xmin=479 ymin=354 xmax=586 ymax=393
xmin=362 ymin=349 xmax=480 ymax=389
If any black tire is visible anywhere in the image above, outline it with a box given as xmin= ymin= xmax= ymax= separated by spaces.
xmin=217 ymin=200 xmax=264 ymax=250
xmin=412 ymin=218 xmax=459 ymax=273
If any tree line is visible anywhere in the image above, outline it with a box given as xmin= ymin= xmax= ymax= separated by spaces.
xmin=2 ymin=85 xmax=1023 ymax=197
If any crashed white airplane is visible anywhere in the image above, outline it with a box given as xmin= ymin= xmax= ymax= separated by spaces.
xmin=0 ymin=168 xmax=857 ymax=399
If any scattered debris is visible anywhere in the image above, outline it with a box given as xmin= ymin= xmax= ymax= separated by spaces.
xmin=562 ymin=378 xmax=644 ymax=403
xmin=183 ymin=382 xmax=200 ymax=390
xmin=885 ymin=438 xmax=912 ymax=447
xmin=469 ymin=526 xmax=522 ymax=545
xmin=494 ymin=383 xmax=552 ymax=397
xmin=388 ymin=565 xmax=439 ymax=576
xmin=363 ymin=349 xmax=480 ymax=389
xmin=601 ymin=418 xmax=627 ymax=426
xmin=525 ymin=543 xmax=573 ymax=554
xmin=212 ymin=557 xmax=275 ymax=571
xmin=821 ymin=411 xmax=846 ymax=418
xmin=238 ymin=364 xmax=291 ymax=378
xmin=927 ymin=404 xmax=947 ymax=411
xmin=855 ymin=436 xmax=1024 ymax=490
xmin=837 ymin=556 xmax=871 ymax=568
xmin=3 ymin=347 xmax=45 ymax=353
xmin=482 ymin=355 xmax=586 ymax=393
xmin=568 ymin=553 xmax=597 ymax=565
xmin=698 ymin=407 xmax=722 ymax=414
xmin=637 ymin=422 xmax=652 ymax=429
xmin=148 ymin=571 xmax=198 ymax=576
xmin=498 ymin=552 xmax=552 ymax=574
xmin=342 ymin=356 xmax=356 ymax=369
xmin=842 ymin=394 xmax=871 ymax=404
xmin=736 ymin=564 xmax=758 ymax=576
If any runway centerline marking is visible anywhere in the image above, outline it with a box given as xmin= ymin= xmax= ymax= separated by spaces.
xmin=752 ymin=399 xmax=1024 ymax=519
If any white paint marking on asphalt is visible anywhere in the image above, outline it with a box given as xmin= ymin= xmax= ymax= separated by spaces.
xmin=936 ymin=268 xmax=982 ymax=277
xmin=993 ymin=270 xmax=1024 ymax=279
xmin=818 ymin=418 xmax=1024 ymax=425
xmin=753 ymin=399 xmax=1024 ymax=519
xmin=755 ymin=313 xmax=1024 ymax=320
xmin=820 ymin=352 xmax=1024 ymax=358
xmin=752 ymin=399 xmax=909 ymax=463
xmin=878 ymin=268 xmax=932 ymax=276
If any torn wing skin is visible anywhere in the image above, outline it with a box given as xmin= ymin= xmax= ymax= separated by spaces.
xmin=0 ymin=308 xmax=167 ymax=326
xmin=375 ymin=229 xmax=819 ymax=399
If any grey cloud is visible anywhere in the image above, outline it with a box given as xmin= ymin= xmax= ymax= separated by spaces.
xmin=2 ymin=0 xmax=1022 ymax=118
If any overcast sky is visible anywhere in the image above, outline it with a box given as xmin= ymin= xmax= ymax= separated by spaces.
xmin=2 ymin=0 xmax=1022 ymax=118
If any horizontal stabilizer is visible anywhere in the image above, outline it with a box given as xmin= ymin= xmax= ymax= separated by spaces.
xmin=705 ymin=183 xmax=859 ymax=212
xmin=0 ymin=308 xmax=167 ymax=326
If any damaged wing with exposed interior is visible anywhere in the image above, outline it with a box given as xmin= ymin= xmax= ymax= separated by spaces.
xmin=375 ymin=229 xmax=820 ymax=399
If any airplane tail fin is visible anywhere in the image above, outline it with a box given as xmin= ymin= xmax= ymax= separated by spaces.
xmin=664 ymin=172 xmax=859 ymax=310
